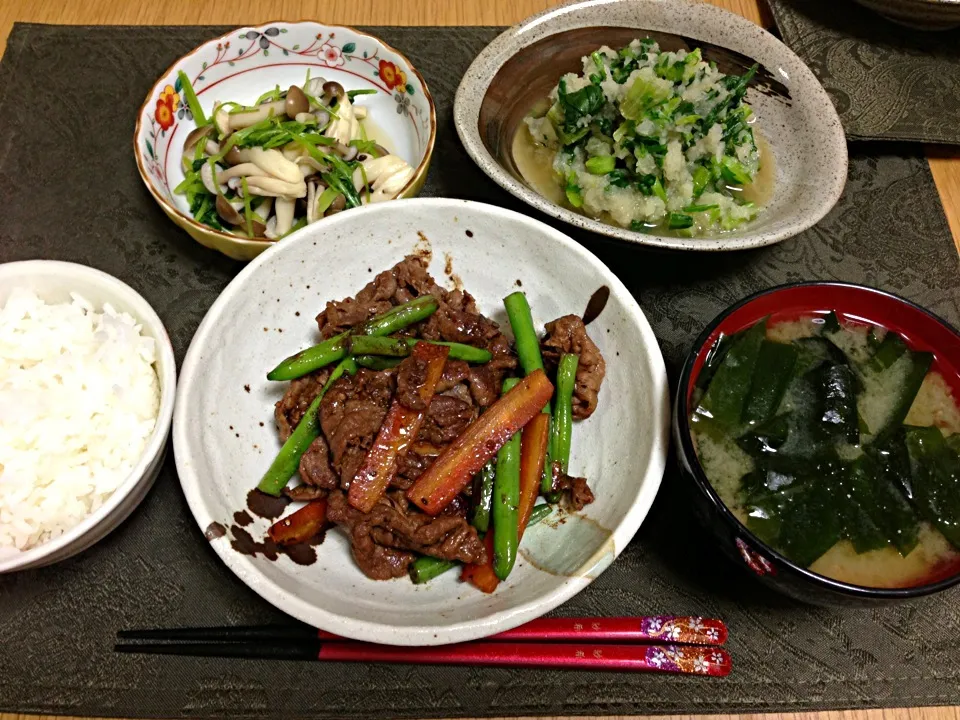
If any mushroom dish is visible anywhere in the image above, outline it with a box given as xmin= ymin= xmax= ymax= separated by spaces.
xmin=173 ymin=72 xmax=415 ymax=240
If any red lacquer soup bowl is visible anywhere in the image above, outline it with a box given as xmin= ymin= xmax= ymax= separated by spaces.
xmin=673 ymin=282 xmax=960 ymax=606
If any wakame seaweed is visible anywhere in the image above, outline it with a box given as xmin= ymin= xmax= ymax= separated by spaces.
xmin=693 ymin=311 xmax=960 ymax=571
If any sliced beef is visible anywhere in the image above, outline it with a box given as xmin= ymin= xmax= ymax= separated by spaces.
xmin=436 ymin=360 xmax=470 ymax=392
xmin=418 ymin=395 xmax=476 ymax=445
xmin=394 ymin=451 xmax=428 ymax=487
xmin=551 ymin=462 xmax=595 ymax=511
xmin=395 ymin=354 xmax=429 ymax=411
xmin=327 ymin=491 xmax=415 ymax=579
xmin=440 ymin=382 xmax=472 ymax=406
xmin=284 ymin=484 xmax=327 ymax=501
xmin=315 ymin=257 xmax=444 ymax=339
xmin=339 ymin=447 xmax=366 ymax=491
xmin=466 ymin=365 xmax=500 ymax=407
xmin=298 ymin=436 xmax=338 ymax=489
xmin=541 ymin=315 xmax=606 ymax=419
xmin=319 ymin=369 xmax=394 ymax=484
xmin=327 ymin=490 xmax=487 ymax=577
xmin=315 ymin=273 xmax=397 ymax=339
xmin=274 ymin=368 xmax=331 ymax=441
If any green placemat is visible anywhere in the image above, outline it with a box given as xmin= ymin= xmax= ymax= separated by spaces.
xmin=0 ymin=23 xmax=959 ymax=720
xmin=768 ymin=0 xmax=960 ymax=144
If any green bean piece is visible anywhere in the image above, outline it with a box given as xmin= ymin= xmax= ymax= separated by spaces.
xmin=267 ymin=296 xmax=440 ymax=381
xmin=527 ymin=502 xmax=553 ymax=526
xmin=348 ymin=335 xmax=492 ymax=363
xmin=493 ymin=378 xmax=522 ymax=581
xmin=505 ymin=290 xmax=554 ymax=491
xmin=266 ymin=331 xmax=350 ymax=381
xmin=409 ymin=556 xmax=456 ymax=584
xmin=359 ymin=295 xmax=439 ymax=336
xmin=409 ymin=501 xmax=554 ymax=585
xmin=348 ymin=336 xmax=408 ymax=356
xmin=471 ymin=461 xmax=496 ymax=533
xmin=550 ymin=354 xmax=579 ymax=486
xmin=256 ymin=358 xmax=357 ymax=496
xmin=354 ymin=355 xmax=404 ymax=371
xmin=503 ymin=291 xmax=546 ymax=376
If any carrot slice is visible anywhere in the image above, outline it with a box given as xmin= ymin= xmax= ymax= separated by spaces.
xmin=267 ymin=498 xmax=328 ymax=546
xmin=407 ymin=369 xmax=555 ymax=516
xmin=518 ymin=413 xmax=550 ymax=537
xmin=462 ymin=533 xmax=499 ymax=594
xmin=348 ymin=342 xmax=449 ymax=513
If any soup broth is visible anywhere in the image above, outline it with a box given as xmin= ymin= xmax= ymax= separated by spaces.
xmin=690 ymin=313 xmax=960 ymax=588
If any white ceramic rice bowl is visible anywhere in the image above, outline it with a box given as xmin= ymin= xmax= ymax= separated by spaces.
xmin=174 ymin=198 xmax=670 ymax=645
xmin=0 ymin=261 xmax=177 ymax=573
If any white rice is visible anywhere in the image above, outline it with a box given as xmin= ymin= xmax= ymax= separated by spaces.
xmin=0 ymin=289 xmax=160 ymax=554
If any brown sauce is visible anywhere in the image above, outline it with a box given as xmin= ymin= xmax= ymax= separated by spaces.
xmin=583 ymin=286 xmax=610 ymax=325
xmin=246 ymin=489 xmax=290 ymax=519
xmin=204 ymin=521 xmax=226 ymax=540
xmin=233 ymin=510 xmax=253 ymax=527
xmin=229 ymin=524 xmax=319 ymax=566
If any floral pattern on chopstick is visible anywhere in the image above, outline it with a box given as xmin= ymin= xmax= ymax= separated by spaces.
xmin=645 ymin=645 xmax=731 ymax=676
xmin=641 ymin=615 xmax=728 ymax=645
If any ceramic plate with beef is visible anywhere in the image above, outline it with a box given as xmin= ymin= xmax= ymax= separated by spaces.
xmin=256 ymin=255 xmax=605 ymax=590
xmin=174 ymin=198 xmax=669 ymax=644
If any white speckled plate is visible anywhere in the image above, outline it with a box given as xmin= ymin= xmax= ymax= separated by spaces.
xmin=454 ymin=0 xmax=848 ymax=252
xmin=174 ymin=198 xmax=669 ymax=646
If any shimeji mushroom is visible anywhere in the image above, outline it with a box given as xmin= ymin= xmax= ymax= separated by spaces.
xmin=284 ymin=85 xmax=310 ymax=118
xmin=177 ymin=73 xmax=409 ymax=239
xmin=229 ymin=147 xmax=301 ymax=184
xmin=324 ymin=96 xmax=361 ymax=145
xmin=245 ymin=176 xmax=307 ymax=198
xmin=217 ymin=98 xmax=287 ymax=132
xmin=200 ymin=162 xmax=227 ymax=195
xmin=352 ymin=155 xmax=415 ymax=203
xmin=274 ymin=197 xmax=296 ymax=235
xmin=181 ymin=126 xmax=219 ymax=170
xmin=217 ymin=163 xmax=264 ymax=183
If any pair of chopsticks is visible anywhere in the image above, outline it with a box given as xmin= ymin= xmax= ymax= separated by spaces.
xmin=116 ymin=616 xmax=731 ymax=675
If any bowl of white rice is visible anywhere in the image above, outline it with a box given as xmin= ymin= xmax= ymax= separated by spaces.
xmin=0 ymin=261 xmax=176 ymax=572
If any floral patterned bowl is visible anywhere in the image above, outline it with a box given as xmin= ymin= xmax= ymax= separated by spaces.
xmin=134 ymin=22 xmax=436 ymax=261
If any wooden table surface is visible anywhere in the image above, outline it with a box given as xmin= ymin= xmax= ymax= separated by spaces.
xmin=0 ymin=2 xmax=958 ymax=720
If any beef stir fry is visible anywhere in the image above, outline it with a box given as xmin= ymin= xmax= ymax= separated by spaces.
xmin=258 ymin=256 xmax=606 ymax=590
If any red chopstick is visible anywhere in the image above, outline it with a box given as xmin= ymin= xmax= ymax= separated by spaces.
xmin=318 ymin=616 xmax=727 ymax=646
xmin=319 ymin=641 xmax=731 ymax=675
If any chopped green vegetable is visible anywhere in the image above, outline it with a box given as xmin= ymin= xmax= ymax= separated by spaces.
xmin=565 ymin=172 xmax=584 ymax=208
xmin=178 ymin=71 xmax=208 ymax=127
xmin=585 ymin=155 xmax=616 ymax=175
xmin=667 ymin=213 xmax=694 ymax=229
xmin=347 ymin=88 xmax=378 ymax=100
xmin=620 ymin=71 xmax=673 ymax=121
xmin=240 ymin=177 xmax=253 ymax=237
xmin=720 ymin=156 xmax=752 ymax=185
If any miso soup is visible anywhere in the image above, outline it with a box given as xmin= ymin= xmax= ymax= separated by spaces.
xmin=690 ymin=312 xmax=960 ymax=588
